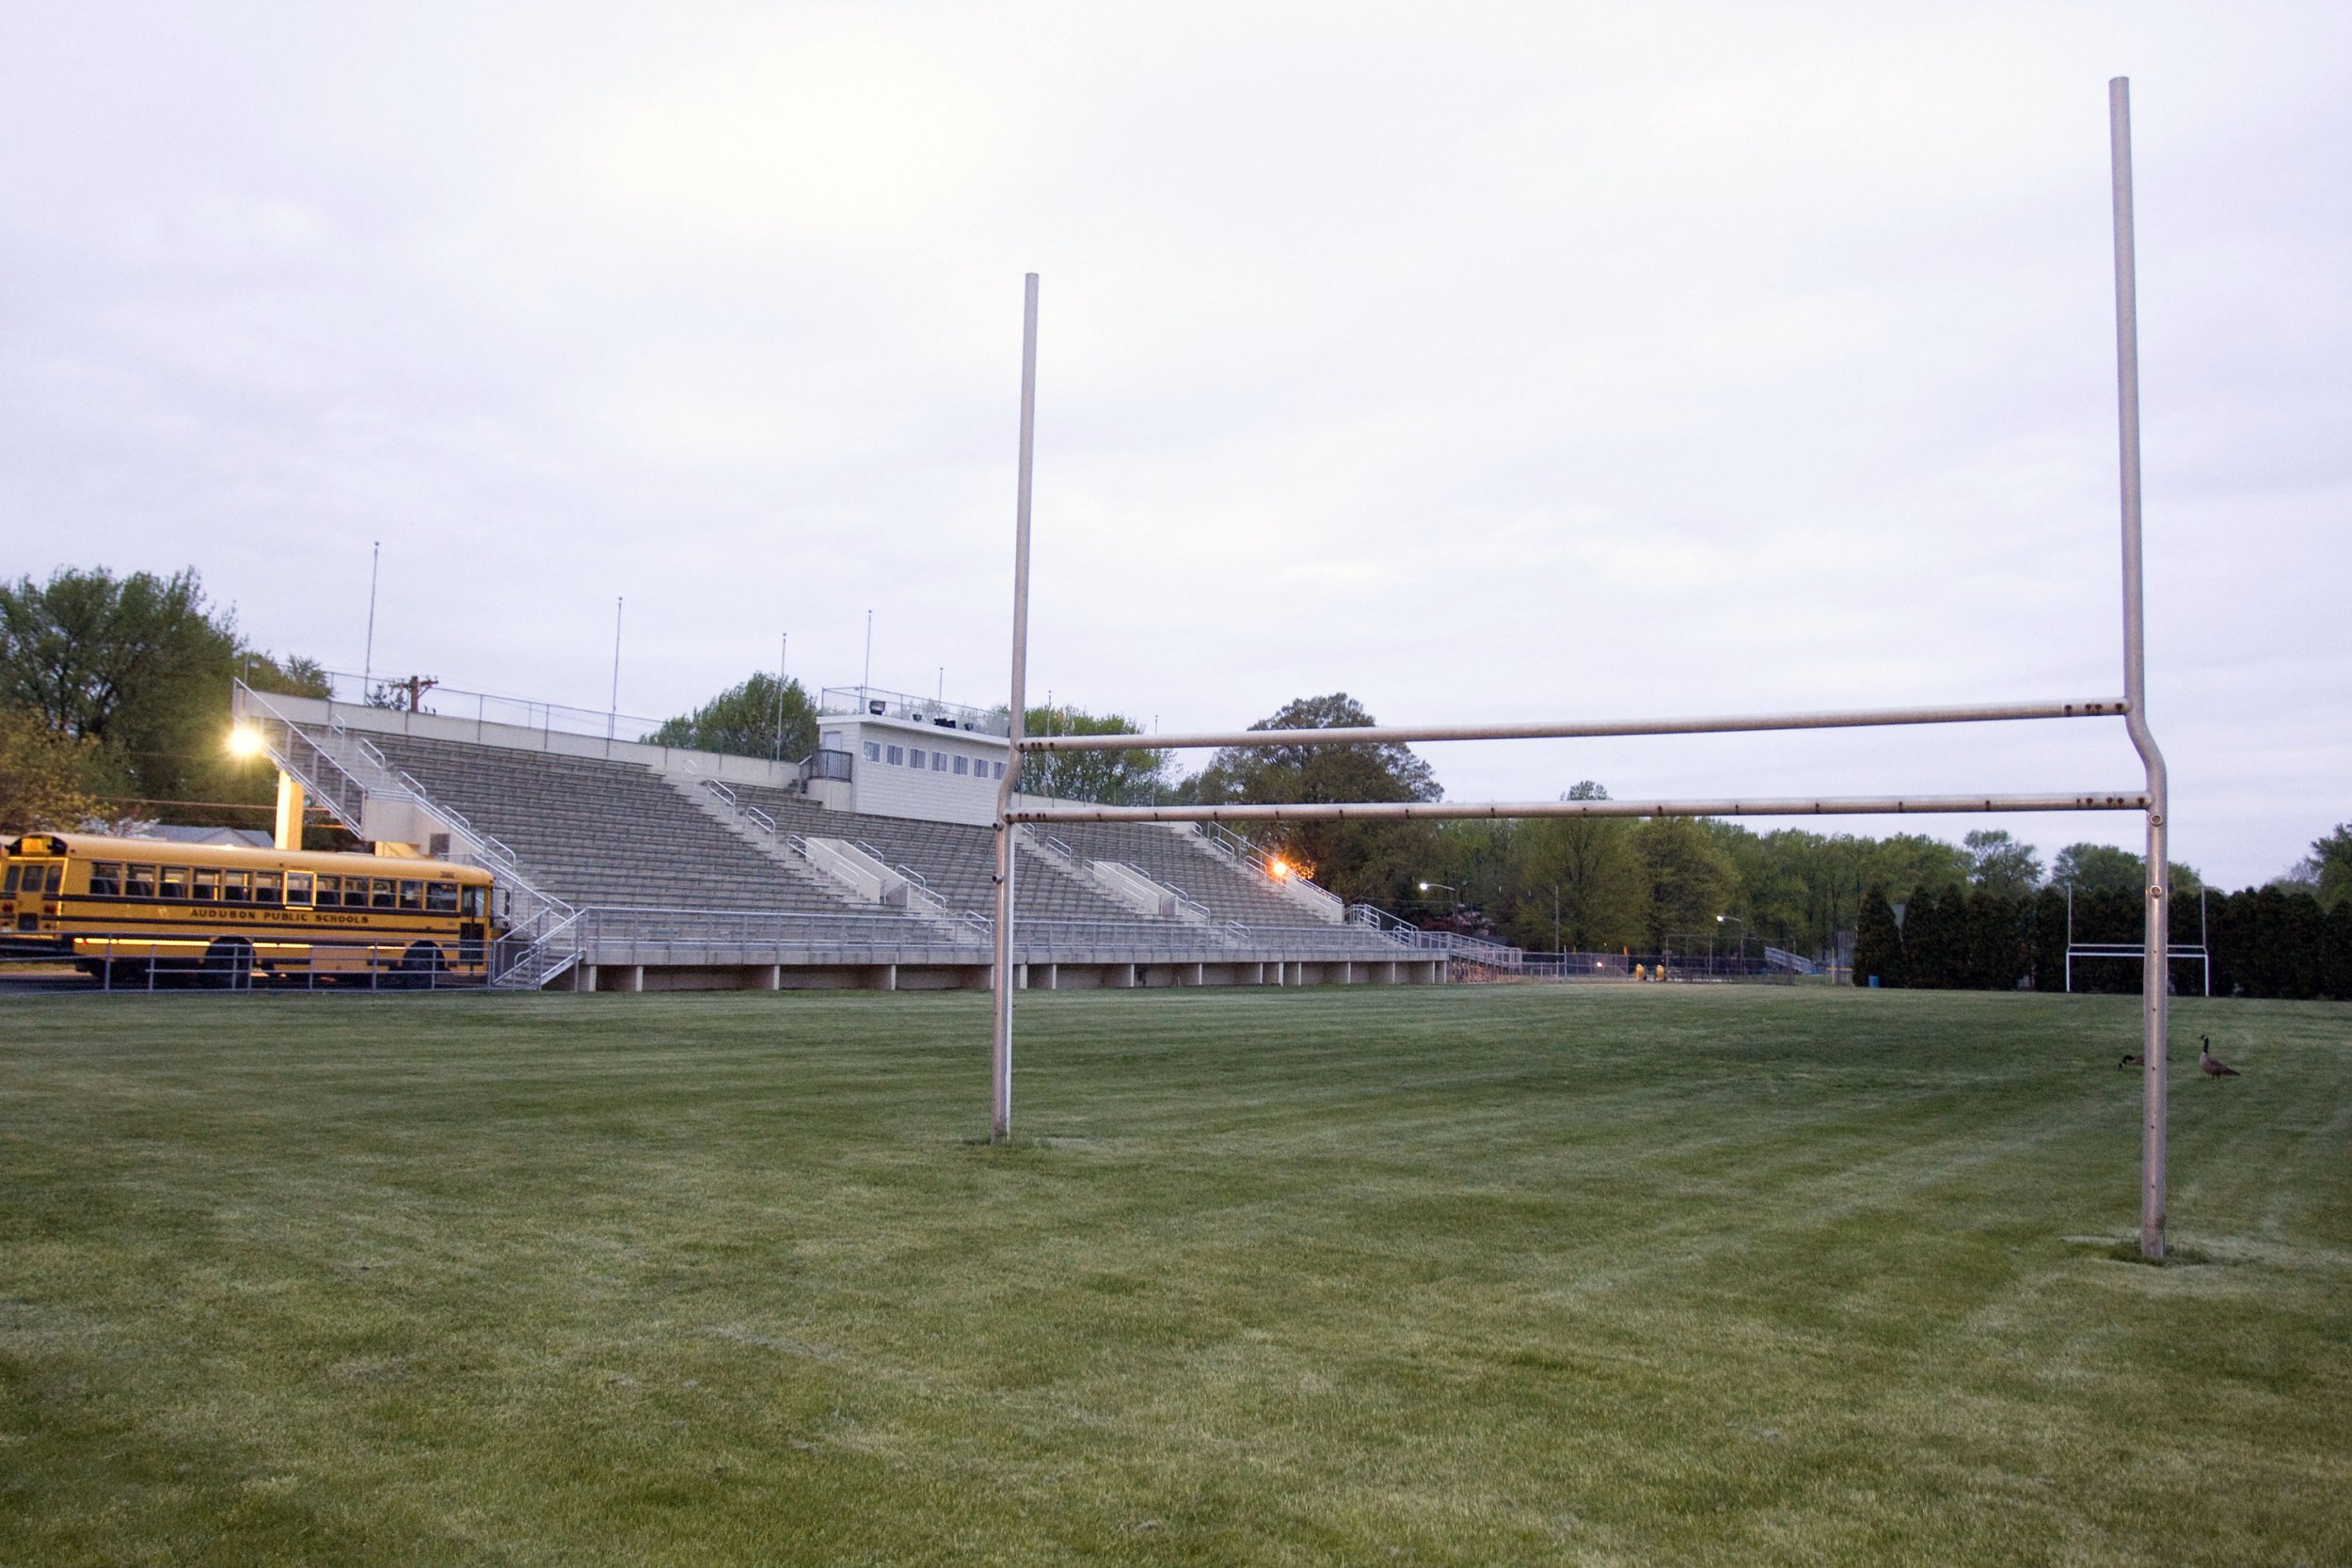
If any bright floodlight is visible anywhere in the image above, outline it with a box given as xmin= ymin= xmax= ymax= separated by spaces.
xmin=226 ymin=725 xmax=265 ymax=758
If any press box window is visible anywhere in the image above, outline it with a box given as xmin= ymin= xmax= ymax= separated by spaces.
xmin=885 ymin=745 xmax=904 ymax=767
xmin=863 ymin=741 xmax=882 ymax=763
xmin=953 ymin=756 xmax=969 ymax=776
xmin=932 ymin=752 xmax=947 ymax=772
xmin=909 ymin=748 xmax=926 ymax=769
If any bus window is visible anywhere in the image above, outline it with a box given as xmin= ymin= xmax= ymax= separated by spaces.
xmin=223 ymin=871 xmax=251 ymax=904
xmin=160 ymin=865 xmax=190 ymax=900
xmin=1 ymin=866 xmax=16 ymax=894
xmin=426 ymin=881 xmax=458 ymax=913
xmin=371 ymin=879 xmax=395 ymax=910
xmin=315 ymin=876 xmax=342 ymax=908
xmin=398 ymin=879 xmax=424 ymax=911
xmin=44 ymin=863 xmax=64 ymax=894
xmin=127 ymin=864 xmax=157 ymax=899
xmin=461 ymin=886 xmax=485 ymax=918
xmin=192 ymin=868 xmax=220 ymax=902
xmin=286 ymin=872 xmax=313 ymax=906
xmin=254 ymin=873 xmax=282 ymax=906
xmin=87 ymin=863 xmax=121 ymax=896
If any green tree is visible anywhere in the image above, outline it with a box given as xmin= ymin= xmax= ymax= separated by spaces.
xmin=0 ymin=705 xmax=105 ymax=832
xmin=646 ymin=673 xmax=818 ymax=762
xmin=1186 ymin=692 xmax=1440 ymax=905
xmin=2288 ymin=824 xmax=2352 ymax=911
xmin=1963 ymin=829 xmax=2042 ymax=899
xmin=2052 ymin=842 xmax=2203 ymax=897
xmin=0 ymin=566 xmax=241 ymax=803
xmin=1019 ymin=705 xmax=1171 ymax=804
xmin=238 ymin=650 xmax=333 ymax=699
xmin=1504 ymin=784 xmax=1646 ymax=952
xmin=1630 ymin=816 xmax=1735 ymax=952
xmin=1853 ymin=883 xmax=1906 ymax=987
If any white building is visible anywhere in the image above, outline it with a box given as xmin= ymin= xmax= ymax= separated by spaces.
xmin=809 ymin=687 xmax=1010 ymax=828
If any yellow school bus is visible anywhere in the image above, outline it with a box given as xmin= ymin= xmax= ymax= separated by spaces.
xmin=0 ymin=832 xmax=500 ymax=986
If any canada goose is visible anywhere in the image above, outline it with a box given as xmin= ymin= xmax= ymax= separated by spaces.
xmin=2117 ymin=1053 xmax=2143 ymax=1069
xmin=2198 ymin=1036 xmax=2240 ymax=1078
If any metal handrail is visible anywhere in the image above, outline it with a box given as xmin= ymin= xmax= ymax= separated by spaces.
xmin=390 ymin=768 xmax=519 ymax=869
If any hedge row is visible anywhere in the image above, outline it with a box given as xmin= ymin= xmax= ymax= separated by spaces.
xmin=1852 ymin=883 xmax=2352 ymax=1000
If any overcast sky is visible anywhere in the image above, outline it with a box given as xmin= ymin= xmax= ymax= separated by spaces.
xmin=2 ymin=3 xmax=2344 ymax=887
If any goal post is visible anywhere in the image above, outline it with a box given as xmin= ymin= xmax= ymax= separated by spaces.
xmin=990 ymin=80 xmax=2174 ymax=1262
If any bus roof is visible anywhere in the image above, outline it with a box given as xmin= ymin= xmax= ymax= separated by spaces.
xmin=4 ymin=832 xmax=495 ymax=882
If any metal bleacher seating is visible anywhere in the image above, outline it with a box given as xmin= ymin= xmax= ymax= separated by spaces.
xmin=369 ymin=735 xmax=849 ymax=914
xmin=725 ymin=783 xmax=1136 ymax=924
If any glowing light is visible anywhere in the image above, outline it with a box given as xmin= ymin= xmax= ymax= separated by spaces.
xmin=226 ymin=726 xmax=265 ymax=759
xmin=1267 ymin=858 xmax=1289 ymax=880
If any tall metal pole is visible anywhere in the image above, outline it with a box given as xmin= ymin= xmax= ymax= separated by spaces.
xmin=786 ymin=634 xmax=804 ymax=761
xmin=992 ymin=273 xmax=1040 ymax=1144
xmin=361 ymin=541 xmax=380 ymax=702
xmin=608 ymin=595 xmax=624 ymax=749
xmin=2111 ymin=77 xmax=2170 ymax=1262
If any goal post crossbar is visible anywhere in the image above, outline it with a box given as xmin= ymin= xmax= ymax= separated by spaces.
xmin=1021 ymin=698 xmax=2129 ymax=754
xmin=1009 ymin=792 xmax=2149 ymax=825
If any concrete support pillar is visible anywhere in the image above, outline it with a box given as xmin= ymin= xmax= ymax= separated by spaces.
xmin=618 ymin=965 xmax=644 ymax=993
xmin=273 ymin=770 xmax=305 ymax=851
xmin=1189 ymin=961 xmax=1204 ymax=987
xmin=755 ymin=965 xmax=782 ymax=990
xmin=1043 ymin=963 xmax=1058 ymax=990
xmin=579 ymin=965 xmax=599 ymax=991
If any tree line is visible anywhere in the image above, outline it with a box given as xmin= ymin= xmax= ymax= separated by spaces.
xmin=8 ymin=581 xmax=2342 ymax=1000
xmin=1853 ymin=879 xmax=2352 ymax=1000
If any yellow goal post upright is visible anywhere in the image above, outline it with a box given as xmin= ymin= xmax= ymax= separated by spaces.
xmin=990 ymin=80 xmax=2174 ymax=1262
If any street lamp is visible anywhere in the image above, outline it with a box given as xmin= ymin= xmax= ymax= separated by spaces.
xmin=1417 ymin=880 xmax=1460 ymax=905
xmin=1717 ymin=914 xmax=1746 ymax=965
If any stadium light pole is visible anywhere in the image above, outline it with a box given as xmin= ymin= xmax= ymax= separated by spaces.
xmin=991 ymin=272 xmax=1040 ymax=1145
xmin=2110 ymin=76 xmax=2170 ymax=1263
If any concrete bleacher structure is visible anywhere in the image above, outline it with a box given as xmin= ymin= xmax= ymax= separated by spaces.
xmin=237 ymin=685 xmax=1435 ymax=992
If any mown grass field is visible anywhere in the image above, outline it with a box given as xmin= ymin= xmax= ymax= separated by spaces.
xmin=1 ymin=984 xmax=2345 ymax=1567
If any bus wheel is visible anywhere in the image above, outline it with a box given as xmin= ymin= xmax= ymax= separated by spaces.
xmin=203 ymin=938 xmax=257 ymax=990
xmin=397 ymin=942 xmax=447 ymax=988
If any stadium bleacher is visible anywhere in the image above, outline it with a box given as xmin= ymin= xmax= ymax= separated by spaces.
xmin=257 ymin=702 xmax=1428 ymax=989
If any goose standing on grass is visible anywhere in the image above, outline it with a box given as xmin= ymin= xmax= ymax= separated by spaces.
xmin=2117 ymin=1052 xmax=2143 ymax=1069
xmin=2199 ymin=1036 xmax=2241 ymax=1078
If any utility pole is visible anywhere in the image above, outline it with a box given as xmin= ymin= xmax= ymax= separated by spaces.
xmin=608 ymin=596 xmax=624 ymax=749
xmin=362 ymin=541 xmax=380 ymax=701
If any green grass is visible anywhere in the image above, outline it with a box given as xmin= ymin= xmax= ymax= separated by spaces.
xmin=1 ymin=986 xmax=2346 ymax=1567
